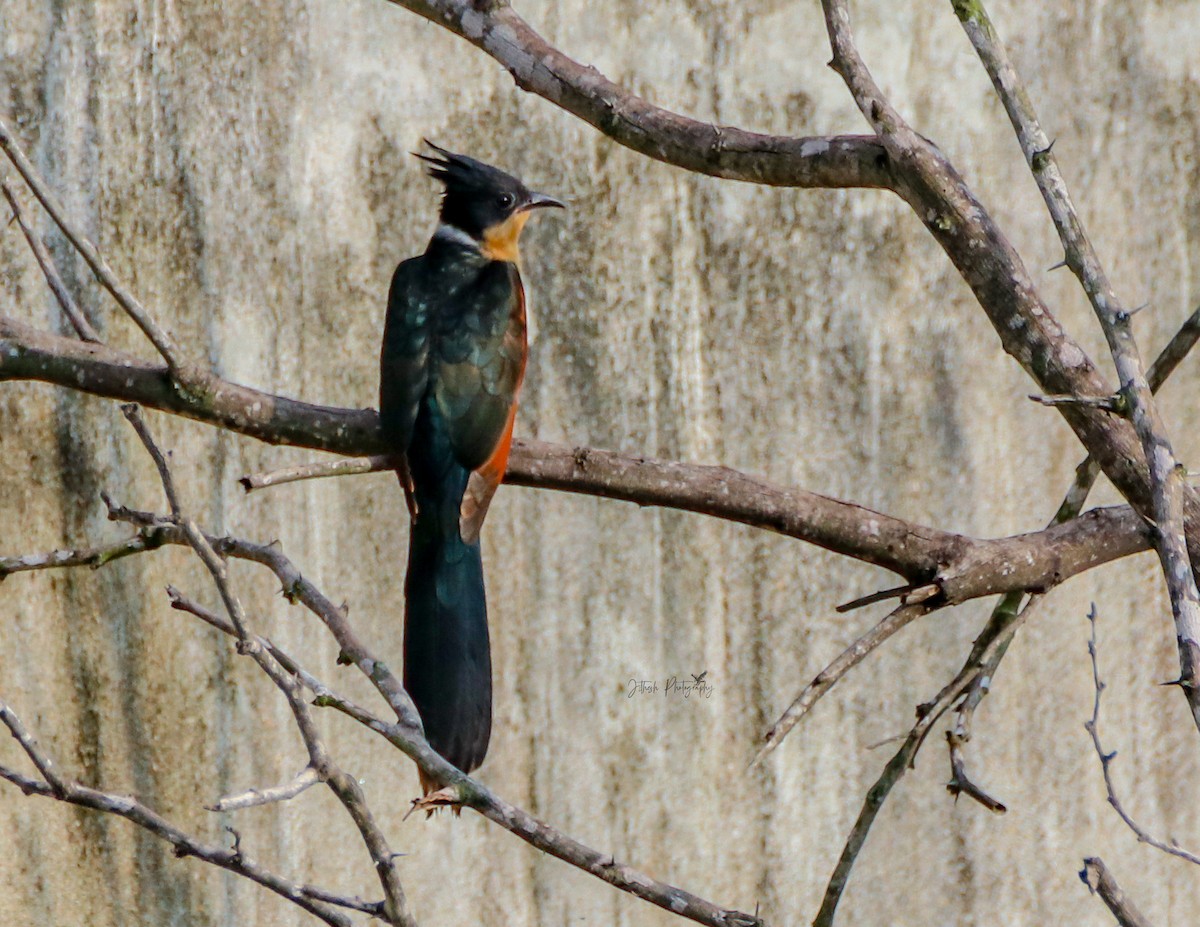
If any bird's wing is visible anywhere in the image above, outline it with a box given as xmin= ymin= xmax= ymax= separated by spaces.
xmin=432 ymin=263 xmax=527 ymax=542
xmin=379 ymin=257 xmax=433 ymax=453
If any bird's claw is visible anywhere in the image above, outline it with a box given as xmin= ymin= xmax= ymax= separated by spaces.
xmin=406 ymin=785 xmax=465 ymax=819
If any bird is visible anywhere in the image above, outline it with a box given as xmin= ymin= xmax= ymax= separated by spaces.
xmin=380 ymin=142 xmax=562 ymax=794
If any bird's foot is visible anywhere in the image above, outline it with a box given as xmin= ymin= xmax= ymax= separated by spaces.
xmin=406 ymin=785 xmax=465 ymax=819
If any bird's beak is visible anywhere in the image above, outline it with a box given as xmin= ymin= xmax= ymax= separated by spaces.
xmin=523 ymin=191 xmax=566 ymax=211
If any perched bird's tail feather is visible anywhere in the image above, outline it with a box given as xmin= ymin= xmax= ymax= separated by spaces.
xmin=403 ymin=462 xmax=491 ymax=792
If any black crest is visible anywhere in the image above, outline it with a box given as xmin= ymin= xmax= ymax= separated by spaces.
xmin=416 ymin=141 xmax=526 ymax=201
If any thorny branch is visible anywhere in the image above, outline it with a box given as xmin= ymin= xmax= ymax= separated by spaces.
xmin=0 ymin=496 xmax=768 ymax=927
xmin=99 ymin=501 xmax=764 ymax=927
xmin=951 ymin=0 xmax=1200 ymax=737
xmin=813 ymin=595 xmax=1045 ymax=927
xmin=158 ymin=582 xmax=762 ymax=927
xmin=943 ymin=305 xmax=1200 ymax=811
xmin=1085 ymin=605 xmax=1200 ymax=868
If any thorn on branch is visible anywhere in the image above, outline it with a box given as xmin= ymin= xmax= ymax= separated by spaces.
xmin=1085 ymin=605 xmax=1200 ymax=866
xmin=1030 ymin=139 xmax=1056 ymax=171
xmin=945 ymin=732 xmax=1006 ymax=813
xmin=1080 ymin=857 xmax=1156 ymax=927
xmin=225 ymin=825 xmax=244 ymax=861
xmin=836 ymin=583 xmax=915 ymax=613
xmin=1029 ymin=392 xmax=1125 ymax=414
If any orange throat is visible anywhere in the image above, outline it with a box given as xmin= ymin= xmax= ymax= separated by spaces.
xmin=479 ymin=211 xmax=530 ymax=263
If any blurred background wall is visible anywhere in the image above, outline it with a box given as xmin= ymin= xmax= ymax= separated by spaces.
xmin=2 ymin=1 xmax=1200 ymax=924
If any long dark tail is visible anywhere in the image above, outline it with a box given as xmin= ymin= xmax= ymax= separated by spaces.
xmin=403 ymin=462 xmax=492 ymax=781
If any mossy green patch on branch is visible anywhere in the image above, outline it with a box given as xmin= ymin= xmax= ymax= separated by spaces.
xmin=951 ymin=0 xmax=985 ymax=23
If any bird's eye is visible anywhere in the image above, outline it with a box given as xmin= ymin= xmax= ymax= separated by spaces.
xmin=497 ymin=193 xmax=515 ymax=209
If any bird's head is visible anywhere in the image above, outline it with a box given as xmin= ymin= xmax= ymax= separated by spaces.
xmin=418 ymin=141 xmax=564 ymax=262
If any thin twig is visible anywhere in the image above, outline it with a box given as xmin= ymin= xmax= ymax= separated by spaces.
xmin=1084 ymin=605 xmax=1200 ymax=866
xmin=945 ymin=728 xmax=1006 ymax=813
xmin=207 ymin=766 xmax=321 ymax=813
xmin=942 ymin=591 xmax=1022 ymax=815
xmin=1029 ymin=393 xmax=1124 ymax=413
xmin=1 ymin=179 xmax=99 ymax=342
xmin=0 ymin=117 xmax=193 ymax=377
xmin=165 ymin=587 xmax=323 ymax=694
xmin=812 ymin=595 xmax=1045 ymax=927
xmin=240 ymin=455 xmax=395 ymax=492
xmin=1080 ymin=857 xmax=1156 ymax=927
xmin=0 ymin=702 xmax=367 ymax=925
xmin=1146 ymin=305 xmax=1200 ymax=392
xmin=0 ymin=698 xmax=67 ymax=796
xmin=751 ymin=604 xmax=930 ymax=766
xmin=0 ymin=530 xmax=169 ymax=580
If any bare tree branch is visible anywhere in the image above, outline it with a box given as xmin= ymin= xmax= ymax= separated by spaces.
xmin=952 ymin=0 xmax=1200 ymax=734
xmin=0 ymin=530 xmax=170 ymax=579
xmin=758 ymin=285 xmax=1200 ymax=766
xmin=122 ymin=407 xmax=416 ymax=927
xmin=945 ymin=728 xmax=1006 ymax=814
xmin=164 ymin=586 xmax=367 ymax=725
xmin=815 ymin=0 xmax=1200 ymax=604
xmin=1030 ymin=393 xmax=1124 ymax=413
xmin=0 ymin=699 xmax=67 ymax=796
xmin=1080 ymin=857 xmax=1156 ymax=927
xmin=943 ymin=390 xmax=1119 ymax=813
xmin=383 ymin=1 xmax=892 ymax=189
xmin=377 ymin=0 xmax=1200 ymax=748
xmin=0 ymin=315 xmax=1164 ymax=607
xmin=3 ymin=5 xmax=1200 ymax=921
xmin=378 ymin=0 xmax=1195 ymax=585
xmin=0 ymin=700 xmax=370 ymax=926
xmin=1146 ymin=306 xmax=1200 ymax=392
xmin=0 ymin=315 xmax=383 ymax=451
xmin=945 ymin=302 xmax=1200 ymax=800
xmin=751 ymin=603 xmax=930 ymax=766
xmin=812 ymin=594 xmax=1045 ymax=927
xmin=51 ymin=496 xmax=762 ymax=927
xmin=1085 ymin=605 xmax=1200 ymax=867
